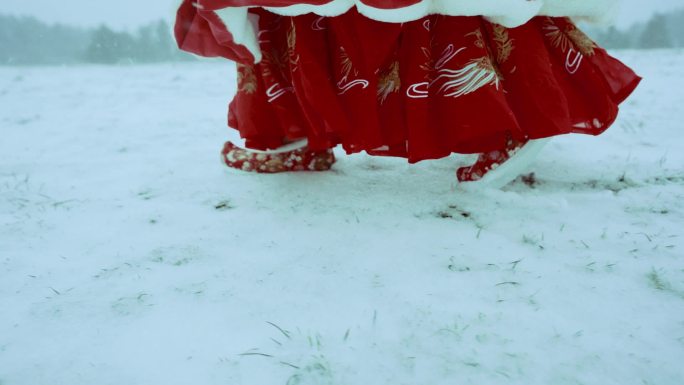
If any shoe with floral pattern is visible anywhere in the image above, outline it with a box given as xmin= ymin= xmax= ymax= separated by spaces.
xmin=221 ymin=141 xmax=336 ymax=173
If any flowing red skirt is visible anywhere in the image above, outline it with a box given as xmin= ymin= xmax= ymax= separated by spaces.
xmin=201 ymin=9 xmax=641 ymax=163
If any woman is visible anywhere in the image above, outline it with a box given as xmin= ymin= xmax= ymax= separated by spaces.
xmin=174 ymin=0 xmax=641 ymax=187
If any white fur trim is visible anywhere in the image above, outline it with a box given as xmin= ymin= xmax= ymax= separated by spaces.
xmin=264 ymin=0 xmax=544 ymax=27
xmin=211 ymin=0 xmax=620 ymax=62
xmin=241 ymin=139 xmax=309 ymax=154
xmin=215 ymin=7 xmax=263 ymax=62
xmin=263 ymin=0 xmax=619 ymax=27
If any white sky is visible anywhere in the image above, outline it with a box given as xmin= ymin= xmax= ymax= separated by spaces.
xmin=1 ymin=0 xmax=683 ymax=30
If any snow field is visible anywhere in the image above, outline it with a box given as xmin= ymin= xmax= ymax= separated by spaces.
xmin=1 ymin=50 xmax=683 ymax=385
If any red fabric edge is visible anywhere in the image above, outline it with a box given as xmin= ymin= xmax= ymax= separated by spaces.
xmin=175 ymin=0 xmax=256 ymax=63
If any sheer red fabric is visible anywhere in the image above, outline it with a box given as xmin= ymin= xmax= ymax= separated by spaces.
xmin=176 ymin=4 xmax=641 ymax=163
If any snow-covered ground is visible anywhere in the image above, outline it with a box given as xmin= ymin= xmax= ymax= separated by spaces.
xmin=1 ymin=50 xmax=683 ymax=385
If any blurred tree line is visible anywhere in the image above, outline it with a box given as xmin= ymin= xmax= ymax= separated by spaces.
xmin=1 ymin=9 xmax=683 ymax=65
xmin=583 ymin=10 xmax=684 ymax=49
xmin=0 ymin=14 xmax=193 ymax=65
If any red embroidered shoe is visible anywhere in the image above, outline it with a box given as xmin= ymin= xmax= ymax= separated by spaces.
xmin=221 ymin=141 xmax=336 ymax=173
xmin=457 ymin=138 xmax=551 ymax=188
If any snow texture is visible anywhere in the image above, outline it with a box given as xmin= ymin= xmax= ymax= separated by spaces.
xmin=1 ymin=50 xmax=683 ymax=385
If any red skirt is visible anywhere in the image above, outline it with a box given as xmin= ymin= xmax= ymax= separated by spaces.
xmin=180 ymin=7 xmax=641 ymax=163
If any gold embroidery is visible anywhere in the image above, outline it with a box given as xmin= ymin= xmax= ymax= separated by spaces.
xmin=472 ymin=57 xmax=499 ymax=77
xmin=237 ymin=63 xmax=257 ymax=94
xmin=337 ymin=46 xmax=370 ymax=94
xmin=419 ymin=47 xmax=432 ymax=73
xmin=259 ymin=18 xmax=290 ymax=83
xmin=261 ymin=48 xmax=288 ymax=81
xmin=566 ymin=27 xmax=597 ymax=56
xmin=543 ymin=19 xmax=572 ymax=52
xmin=339 ymin=46 xmax=358 ymax=79
xmin=466 ymin=28 xmax=486 ymax=49
xmin=377 ymin=60 xmax=401 ymax=103
xmin=466 ymin=27 xmax=504 ymax=78
xmin=419 ymin=38 xmax=438 ymax=81
xmin=543 ymin=18 xmax=596 ymax=56
xmin=409 ymin=27 xmax=504 ymax=99
xmin=287 ymin=19 xmax=300 ymax=69
xmin=491 ymin=24 xmax=514 ymax=63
